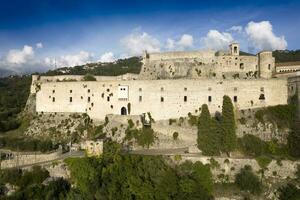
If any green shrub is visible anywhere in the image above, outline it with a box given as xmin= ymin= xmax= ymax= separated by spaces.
xmin=83 ymin=74 xmax=96 ymax=81
xmin=235 ymin=165 xmax=262 ymax=194
xmin=256 ymin=155 xmax=272 ymax=169
xmin=238 ymin=134 xmax=265 ymax=156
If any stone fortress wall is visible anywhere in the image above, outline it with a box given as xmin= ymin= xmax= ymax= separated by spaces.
xmin=32 ymin=43 xmax=290 ymax=121
xmin=139 ymin=43 xmax=275 ymax=80
xmin=35 ymin=78 xmax=287 ymax=120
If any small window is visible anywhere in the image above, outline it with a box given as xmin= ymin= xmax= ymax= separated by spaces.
xmin=233 ymin=96 xmax=237 ymax=102
xmin=81 ymin=96 xmax=83 ymax=99
xmin=240 ymin=63 xmax=244 ymax=69
xmin=107 ymin=89 xmax=110 ymax=92
xmin=161 ymin=87 xmax=164 ymax=91
xmin=52 ymin=90 xmax=55 ymax=94
xmin=88 ymin=97 xmax=90 ymax=102
xmin=184 ymin=96 xmax=187 ymax=102
xmin=52 ymin=97 xmax=55 ymax=102
xmin=208 ymin=96 xmax=212 ymax=102
xmin=88 ymin=89 xmax=90 ymax=93
xmin=184 ymin=87 xmax=187 ymax=91
xmin=161 ymin=97 xmax=164 ymax=102
xmin=260 ymin=87 xmax=264 ymax=92
xmin=107 ymin=96 xmax=110 ymax=102
xmin=208 ymin=87 xmax=212 ymax=91
xmin=268 ymin=64 xmax=271 ymax=70
xmin=234 ymin=87 xmax=238 ymax=91
xmin=139 ymin=88 xmax=142 ymax=92
xmin=139 ymin=96 xmax=142 ymax=102
xmin=69 ymin=97 xmax=72 ymax=102
xmin=70 ymin=90 xmax=72 ymax=93
xmin=91 ymin=103 xmax=94 ymax=107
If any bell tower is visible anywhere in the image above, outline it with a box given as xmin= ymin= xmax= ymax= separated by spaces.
xmin=229 ymin=43 xmax=239 ymax=56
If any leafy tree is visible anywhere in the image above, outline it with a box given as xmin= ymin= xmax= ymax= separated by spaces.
xmin=238 ymin=134 xmax=265 ymax=156
xmin=221 ymin=95 xmax=237 ymax=154
xmin=278 ymin=183 xmax=300 ymax=200
xmin=235 ymin=165 xmax=262 ymax=194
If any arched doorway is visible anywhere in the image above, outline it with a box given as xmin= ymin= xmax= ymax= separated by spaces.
xmin=121 ymin=107 xmax=127 ymax=115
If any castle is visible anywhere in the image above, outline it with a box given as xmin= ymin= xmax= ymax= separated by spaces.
xmin=31 ymin=43 xmax=296 ymax=121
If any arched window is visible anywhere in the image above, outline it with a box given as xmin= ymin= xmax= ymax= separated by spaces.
xmin=121 ymin=107 xmax=127 ymax=115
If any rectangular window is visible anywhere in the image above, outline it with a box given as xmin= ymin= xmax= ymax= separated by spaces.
xmin=88 ymin=89 xmax=90 ymax=93
xmin=234 ymin=96 xmax=237 ymax=102
xmin=52 ymin=97 xmax=55 ymax=102
xmin=184 ymin=96 xmax=187 ymax=102
xmin=184 ymin=87 xmax=187 ymax=91
xmin=161 ymin=87 xmax=164 ymax=91
xmin=268 ymin=64 xmax=271 ymax=70
xmin=240 ymin=63 xmax=244 ymax=69
xmin=69 ymin=97 xmax=72 ymax=102
xmin=260 ymin=87 xmax=264 ymax=92
xmin=88 ymin=97 xmax=90 ymax=102
xmin=139 ymin=88 xmax=142 ymax=91
xmin=107 ymin=96 xmax=110 ymax=102
xmin=161 ymin=97 xmax=164 ymax=102
xmin=52 ymin=90 xmax=55 ymax=94
xmin=70 ymin=90 xmax=72 ymax=93
xmin=139 ymin=96 xmax=142 ymax=102
xmin=208 ymin=96 xmax=212 ymax=102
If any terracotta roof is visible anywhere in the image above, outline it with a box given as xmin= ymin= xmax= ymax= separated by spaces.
xmin=276 ymin=61 xmax=300 ymax=67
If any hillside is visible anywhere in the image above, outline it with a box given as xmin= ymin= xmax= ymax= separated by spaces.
xmin=0 ymin=57 xmax=142 ymax=134
xmin=273 ymin=49 xmax=300 ymax=63
xmin=43 ymin=56 xmax=142 ymax=76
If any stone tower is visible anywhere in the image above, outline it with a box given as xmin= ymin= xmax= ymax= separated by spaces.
xmin=229 ymin=43 xmax=239 ymax=56
xmin=258 ymin=51 xmax=275 ymax=79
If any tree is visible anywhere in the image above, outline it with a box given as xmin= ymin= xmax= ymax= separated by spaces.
xmin=197 ymin=104 xmax=221 ymax=155
xmin=221 ymin=95 xmax=237 ymax=154
xmin=235 ymin=165 xmax=262 ymax=194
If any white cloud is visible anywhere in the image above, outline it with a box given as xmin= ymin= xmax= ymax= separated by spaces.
xmin=166 ymin=38 xmax=175 ymax=50
xmin=201 ymin=30 xmax=233 ymax=50
xmin=121 ymin=30 xmax=161 ymax=56
xmin=166 ymin=34 xmax=194 ymax=50
xmin=45 ymin=51 xmax=92 ymax=68
xmin=245 ymin=21 xmax=287 ymax=51
xmin=99 ymin=52 xmax=115 ymax=63
xmin=228 ymin=26 xmax=243 ymax=33
xmin=6 ymin=45 xmax=34 ymax=64
xmin=36 ymin=42 xmax=43 ymax=49
xmin=177 ymin=34 xmax=193 ymax=49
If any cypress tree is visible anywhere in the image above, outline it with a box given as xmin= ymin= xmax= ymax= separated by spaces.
xmin=221 ymin=95 xmax=237 ymax=155
xmin=197 ymin=104 xmax=220 ymax=155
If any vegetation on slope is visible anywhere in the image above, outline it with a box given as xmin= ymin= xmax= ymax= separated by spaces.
xmin=0 ymin=76 xmax=31 ymax=133
xmin=197 ymin=95 xmax=237 ymax=156
xmin=273 ymin=50 xmax=300 ymax=63
xmin=43 ymin=56 xmax=142 ymax=76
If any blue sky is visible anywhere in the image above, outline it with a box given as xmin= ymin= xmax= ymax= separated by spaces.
xmin=0 ymin=0 xmax=299 ymax=73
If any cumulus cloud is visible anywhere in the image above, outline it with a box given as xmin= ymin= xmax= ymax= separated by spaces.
xmin=6 ymin=45 xmax=34 ymax=64
xmin=177 ymin=34 xmax=193 ymax=49
xmin=45 ymin=51 xmax=92 ymax=68
xmin=201 ymin=30 xmax=233 ymax=50
xmin=228 ymin=26 xmax=243 ymax=33
xmin=166 ymin=34 xmax=194 ymax=50
xmin=245 ymin=21 xmax=287 ymax=51
xmin=36 ymin=42 xmax=43 ymax=49
xmin=99 ymin=52 xmax=115 ymax=63
xmin=121 ymin=30 xmax=161 ymax=56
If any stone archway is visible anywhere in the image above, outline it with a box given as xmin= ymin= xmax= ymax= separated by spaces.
xmin=121 ymin=107 xmax=127 ymax=115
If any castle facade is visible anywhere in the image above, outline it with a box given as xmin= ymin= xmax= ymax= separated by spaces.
xmin=31 ymin=43 xmax=291 ymax=120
